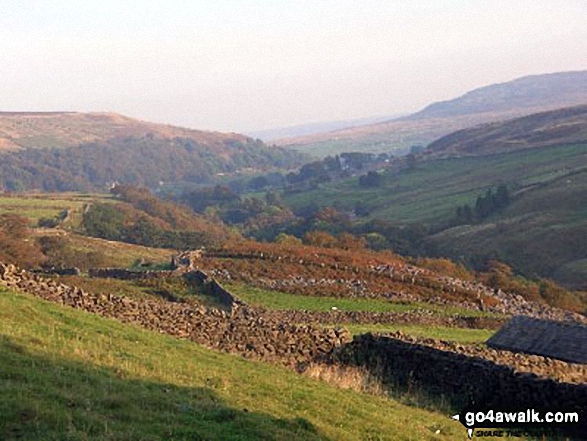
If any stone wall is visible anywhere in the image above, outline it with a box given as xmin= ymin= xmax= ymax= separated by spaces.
xmin=258 ymin=308 xmax=504 ymax=330
xmin=2 ymin=260 xmax=585 ymax=435
xmin=1 ymin=262 xmax=350 ymax=368
xmin=333 ymin=334 xmax=587 ymax=433
xmin=88 ymin=268 xmax=177 ymax=280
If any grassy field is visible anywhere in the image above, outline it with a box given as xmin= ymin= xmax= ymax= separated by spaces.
xmin=0 ymin=193 xmax=114 ymax=227
xmin=426 ymin=168 xmax=587 ymax=289
xmin=66 ymin=233 xmax=173 ymax=268
xmin=284 ymin=143 xmax=587 ymax=225
xmin=0 ymin=287 xmax=470 ymax=440
xmin=342 ymin=324 xmax=494 ymax=344
xmin=59 ymin=275 xmax=229 ymax=309
xmin=226 ymin=283 xmax=503 ymax=319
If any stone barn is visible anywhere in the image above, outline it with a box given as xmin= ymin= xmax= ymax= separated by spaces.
xmin=487 ymin=315 xmax=587 ymax=364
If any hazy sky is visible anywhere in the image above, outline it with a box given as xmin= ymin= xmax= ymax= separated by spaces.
xmin=1 ymin=0 xmax=586 ymax=133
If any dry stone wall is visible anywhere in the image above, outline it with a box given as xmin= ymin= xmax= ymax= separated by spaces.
xmin=88 ymin=268 xmax=177 ymax=280
xmin=2 ymin=260 xmax=585 ymax=430
xmin=258 ymin=308 xmax=504 ymax=330
xmin=333 ymin=334 xmax=587 ymax=434
xmin=367 ymin=331 xmax=587 ymax=384
xmin=0 ymin=262 xmax=350 ymax=368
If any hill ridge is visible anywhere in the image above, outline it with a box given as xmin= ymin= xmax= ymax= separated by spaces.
xmin=276 ymin=70 xmax=587 ymax=157
xmin=425 ymin=104 xmax=587 ymax=156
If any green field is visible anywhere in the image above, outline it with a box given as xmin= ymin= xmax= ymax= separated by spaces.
xmin=66 ymin=233 xmax=173 ymax=268
xmin=426 ymin=167 xmax=587 ymax=289
xmin=0 ymin=193 xmax=114 ymax=226
xmin=0 ymin=287 xmax=470 ymax=440
xmin=284 ymin=143 xmax=587 ymax=225
xmin=342 ymin=324 xmax=494 ymax=344
xmin=226 ymin=283 xmax=503 ymax=319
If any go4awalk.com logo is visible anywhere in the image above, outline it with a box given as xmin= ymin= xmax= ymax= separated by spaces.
xmin=451 ymin=407 xmax=583 ymax=438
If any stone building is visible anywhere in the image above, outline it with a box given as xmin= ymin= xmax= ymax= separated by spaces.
xmin=487 ymin=315 xmax=587 ymax=364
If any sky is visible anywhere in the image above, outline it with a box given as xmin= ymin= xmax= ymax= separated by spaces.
xmin=1 ymin=0 xmax=587 ymax=133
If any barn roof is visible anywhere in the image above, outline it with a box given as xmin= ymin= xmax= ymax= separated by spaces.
xmin=486 ymin=315 xmax=587 ymax=365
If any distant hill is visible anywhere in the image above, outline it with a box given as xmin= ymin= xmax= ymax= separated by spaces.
xmin=277 ymin=70 xmax=587 ymax=157
xmin=407 ymin=71 xmax=587 ymax=120
xmin=0 ymin=112 xmax=305 ymax=191
xmin=0 ymin=112 xmax=251 ymax=152
xmin=248 ymin=114 xmax=399 ymax=142
xmin=426 ymin=105 xmax=587 ymax=157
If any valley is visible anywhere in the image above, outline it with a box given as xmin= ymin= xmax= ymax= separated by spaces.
xmin=1 ymin=70 xmax=586 ymax=440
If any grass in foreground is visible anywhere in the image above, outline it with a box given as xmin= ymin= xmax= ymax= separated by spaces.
xmin=226 ymin=283 xmax=503 ymax=319
xmin=342 ymin=324 xmax=494 ymax=344
xmin=0 ymin=287 xmax=468 ymax=440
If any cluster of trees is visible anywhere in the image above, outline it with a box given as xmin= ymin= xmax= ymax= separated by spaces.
xmin=272 ymin=152 xmax=391 ymax=191
xmin=0 ymin=214 xmax=44 ymax=268
xmin=82 ymin=185 xmax=234 ymax=249
xmin=454 ymin=184 xmax=510 ymax=225
xmin=358 ymin=171 xmax=383 ymax=188
xmin=480 ymin=261 xmax=585 ymax=313
xmin=38 ymin=236 xmax=107 ymax=270
xmin=0 ymin=213 xmax=108 ymax=270
xmin=0 ymin=136 xmax=303 ymax=192
xmin=242 ymin=204 xmax=429 ymax=257
xmin=82 ymin=203 xmax=226 ymax=250
xmin=180 ymin=185 xmax=296 ymax=240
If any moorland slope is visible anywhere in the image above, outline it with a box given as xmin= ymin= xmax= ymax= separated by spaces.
xmin=0 ymin=112 xmax=304 ymax=191
xmin=426 ymin=104 xmax=587 ymax=157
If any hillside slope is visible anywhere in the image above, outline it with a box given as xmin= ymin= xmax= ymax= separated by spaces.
xmin=282 ymin=140 xmax=587 ymax=288
xmin=426 ymin=105 xmax=587 ymax=157
xmin=277 ymin=71 xmax=587 ymax=157
xmin=0 ymin=112 xmax=250 ymax=152
xmin=0 ymin=287 xmax=468 ymax=440
xmin=0 ymin=112 xmax=304 ymax=191
xmin=425 ymin=167 xmax=587 ymax=289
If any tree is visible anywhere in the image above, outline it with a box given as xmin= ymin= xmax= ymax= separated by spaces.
xmin=337 ymin=233 xmax=366 ymax=251
xmin=0 ymin=214 xmax=44 ymax=268
xmin=358 ymin=171 xmax=382 ymax=188
xmin=364 ymin=232 xmax=389 ymax=251
xmin=303 ymin=231 xmax=337 ymax=248
xmin=275 ymin=233 xmax=302 ymax=246
xmin=406 ymin=154 xmax=417 ymax=170
xmin=495 ymin=184 xmax=510 ymax=208
xmin=248 ymin=176 xmax=269 ymax=191
xmin=455 ymin=204 xmax=474 ymax=224
xmin=82 ymin=204 xmax=125 ymax=240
